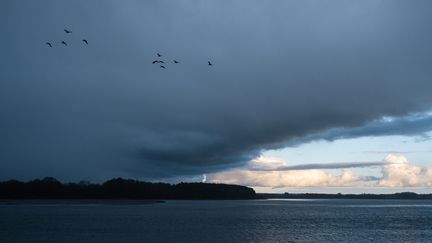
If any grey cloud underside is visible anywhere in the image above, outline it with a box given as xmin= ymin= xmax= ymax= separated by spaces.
xmin=250 ymin=161 xmax=389 ymax=171
xmin=1 ymin=0 xmax=432 ymax=181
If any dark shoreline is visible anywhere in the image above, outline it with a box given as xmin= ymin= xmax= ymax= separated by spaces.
xmin=0 ymin=199 xmax=166 ymax=205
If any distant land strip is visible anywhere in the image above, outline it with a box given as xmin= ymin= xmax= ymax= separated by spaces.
xmin=258 ymin=192 xmax=432 ymax=200
xmin=1 ymin=177 xmax=431 ymax=200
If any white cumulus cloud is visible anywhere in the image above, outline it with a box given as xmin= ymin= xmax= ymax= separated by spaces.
xmin=209 ymin=156 xmax=365 ymax=187
xmin=378 ymin=154 xmax=432 ymax=187
xmin=208 ymin=154 xmax=432 ymax=189
xmin=210 ymin=169 xmax=361 ymax=187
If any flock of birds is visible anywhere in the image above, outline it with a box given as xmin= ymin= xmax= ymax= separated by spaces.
xmin=45 ymin=28 xmax=88 ymax=47
xmin=152 ymin=53 xmax=213 ymax=69
xmin=46 ymin=28 xmax=213 ymax=69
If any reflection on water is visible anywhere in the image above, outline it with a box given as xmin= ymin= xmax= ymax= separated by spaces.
xmin=1 ymin=199 xmax=432 ymax=242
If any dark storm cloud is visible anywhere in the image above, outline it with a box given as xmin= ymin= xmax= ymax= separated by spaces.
xmin=1 ymin=0 xmax=432 ymax=181
xmin=287 ymin=113 xmax=432 ymax=146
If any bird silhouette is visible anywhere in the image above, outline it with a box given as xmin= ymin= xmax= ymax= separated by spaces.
xmin=152 ymin=60 xmax=159 ymax=64
xmin=173 ymin=60 xmax=179 ymax=63
xmin=82 ymin=39 xmax=88 ymax=45
xmin=64 ymin=29 xmax=72 ymax=34
xmin=160 ymin=65 xmax=166 ymax=69
xmin=46 ymin=42 xmax=52 ymax=47
xmin=61 ymin=41 xmax=68 ymax=46
xmin=157 ymin=53 xmax=162 ymax=57
xmin=208 ymin=61 xmax=213 ymax=66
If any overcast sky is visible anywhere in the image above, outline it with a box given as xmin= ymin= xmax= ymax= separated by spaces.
xmin=1 ymin=1 xmax=432 ymax=192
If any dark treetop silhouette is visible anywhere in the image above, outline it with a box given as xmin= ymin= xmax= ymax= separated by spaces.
xmin=0 ymin=177 xmax=256 ymax=200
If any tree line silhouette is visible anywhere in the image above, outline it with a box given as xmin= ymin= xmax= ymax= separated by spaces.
xmin=0 ymin=177 xmax=256 ymax=200
xmin=3 ymin=177 xmax=430 ymax=200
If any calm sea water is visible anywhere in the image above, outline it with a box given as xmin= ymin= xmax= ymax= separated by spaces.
xmin=1 ymin=199 xmax=432 ymax=242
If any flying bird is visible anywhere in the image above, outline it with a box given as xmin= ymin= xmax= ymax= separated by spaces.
xmin=45 ymin=42 xmax=52 ymax=47
xmin=61 ymin=41 xmax=68 ymax=46
xmin=208 ymin=61 xmax=213 ymax=66
xmin=82 ymin=39 xmax=88 ymax=45
xmin=173 ymin=60 xmax=179 ymax=63
xmin=152 ymin=60 xmax=159 ymax=64
xmin=157 ymin=53 xmax=162 ymax=57
xmin=64 ymin=29 xmax=72 ymax=34
xmin=160 ymin=65 xmax=166 ymax=69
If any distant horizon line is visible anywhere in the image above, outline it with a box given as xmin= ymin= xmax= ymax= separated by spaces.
xmin=1 ymin=176 xmax=432 ymax=197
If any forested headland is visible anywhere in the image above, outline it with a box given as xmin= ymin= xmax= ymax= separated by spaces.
xmin=0 ymin=177 xmax=256 ymax=200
